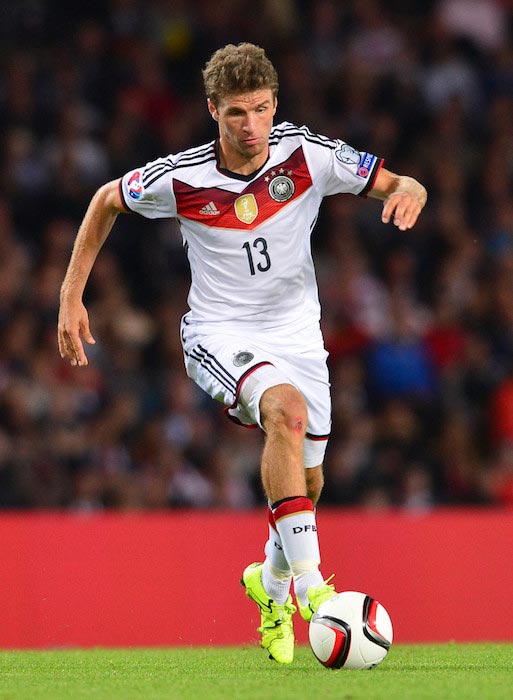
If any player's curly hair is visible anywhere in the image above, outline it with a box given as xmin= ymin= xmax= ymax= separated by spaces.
xmin=202 ymin=42 xmax=279 ymax=106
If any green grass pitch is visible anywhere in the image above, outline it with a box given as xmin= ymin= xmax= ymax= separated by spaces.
xmin=0 ymin=644 xmax=511 ymax=700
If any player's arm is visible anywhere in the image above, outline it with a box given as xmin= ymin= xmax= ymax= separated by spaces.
xmin=368 ymin=167 xmax=427 ymax=231
xmin=58 ymin=179 xmax=126 ymax=367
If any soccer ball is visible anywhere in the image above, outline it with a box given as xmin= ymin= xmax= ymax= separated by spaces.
xmin=309 ymin=591 xmax=393 ymax=669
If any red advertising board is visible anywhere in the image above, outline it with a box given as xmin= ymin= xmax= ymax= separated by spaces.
xmin=0 ymin=509 xmax=511 ymax=648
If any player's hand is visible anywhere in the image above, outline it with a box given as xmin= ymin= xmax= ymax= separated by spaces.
xmin=381 ymin=192 xmax=423 ymax=231
xmin=58 ymin=299 xmax=96 ymax=367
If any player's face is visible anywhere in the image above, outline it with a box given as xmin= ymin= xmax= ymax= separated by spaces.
xmin=208 ymin=89 xmax=277 ymax=173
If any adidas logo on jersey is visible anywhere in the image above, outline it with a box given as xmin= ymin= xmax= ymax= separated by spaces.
xmin=199 ymin=201 xmax=220 ymax=216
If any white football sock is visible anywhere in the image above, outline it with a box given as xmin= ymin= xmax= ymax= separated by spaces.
xmin=262 ymin=504 xmax=292 ymax=604
xmin=288 ymin=560 xmax=324 ymax=607
xmin=272 ymin=496 xmax=324 ymax=606
xmin=262 ymin=560 xmax=292 ymax=604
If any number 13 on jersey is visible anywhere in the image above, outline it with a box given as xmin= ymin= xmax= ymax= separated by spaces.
xmin=242 ymin=238 xmax=272 ymax=275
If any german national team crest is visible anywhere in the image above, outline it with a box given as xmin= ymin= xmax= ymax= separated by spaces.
xmin=268 ymin=175 xmax=295 ymax=202
xmin=235 ymin=194 xmax=258 ymax=224
xmin=232 ymin=351 xmax=254 ymax=367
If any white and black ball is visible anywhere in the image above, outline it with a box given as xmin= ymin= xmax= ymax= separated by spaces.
xmin=309 ymin=591 xmax=393 ymax=670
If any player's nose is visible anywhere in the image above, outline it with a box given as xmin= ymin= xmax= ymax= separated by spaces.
xmin=243 ymin=113 xmax=256 ymax=132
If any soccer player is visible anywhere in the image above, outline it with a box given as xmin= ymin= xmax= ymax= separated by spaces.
xmin=58 ymin=43 xmax=427 ymax=664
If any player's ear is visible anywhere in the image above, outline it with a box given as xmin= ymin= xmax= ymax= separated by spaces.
xmin=272 ymin=96 xmax=278 ymax=115
xmin=207 ymin=98 xmax=218 ymax=121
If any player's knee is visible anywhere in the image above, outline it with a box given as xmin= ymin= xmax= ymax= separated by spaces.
xmin=260 ymin=384 xmax=307 ymax=439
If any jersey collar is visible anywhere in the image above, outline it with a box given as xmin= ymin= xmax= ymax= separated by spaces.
xmin=214 ymin=140 xmax=270 ymax=182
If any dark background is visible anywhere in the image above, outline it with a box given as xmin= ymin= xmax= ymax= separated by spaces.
xmin=1 ymin=0 xmax=513 ymax=511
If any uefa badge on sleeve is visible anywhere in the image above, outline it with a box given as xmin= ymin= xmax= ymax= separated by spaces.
xmin=127 ymin=171 xmax=143 ymax=200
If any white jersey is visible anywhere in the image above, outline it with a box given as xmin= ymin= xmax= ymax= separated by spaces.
xmin=120 ymin=121 xmax=383 ymax=335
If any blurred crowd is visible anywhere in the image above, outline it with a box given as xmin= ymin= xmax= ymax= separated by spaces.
xmin=1 ymin=0 xmax=513 ymax=511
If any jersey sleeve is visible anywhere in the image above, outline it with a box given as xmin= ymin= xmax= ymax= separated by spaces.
xmin=330 ymin=141 xmax=384 ymax=197
xmin=300 ymin=128 xmax=384 ymax=198
xmin=120 ymin=156 xmax=177 ymax=219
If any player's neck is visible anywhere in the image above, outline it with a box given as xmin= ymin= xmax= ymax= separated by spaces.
xmin=217 ymin=141 xmax=269 ymax=176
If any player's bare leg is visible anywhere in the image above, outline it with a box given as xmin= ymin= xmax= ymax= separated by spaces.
xmin=242 ymin=386 xmax=334 ymax=662
xmin=259 ymin=383 xmax=308 ymax=503
xmin=258 ymin=384 xmax=334 ymax=619
xmin=305 ymin=465 xmax=324 ymax=506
